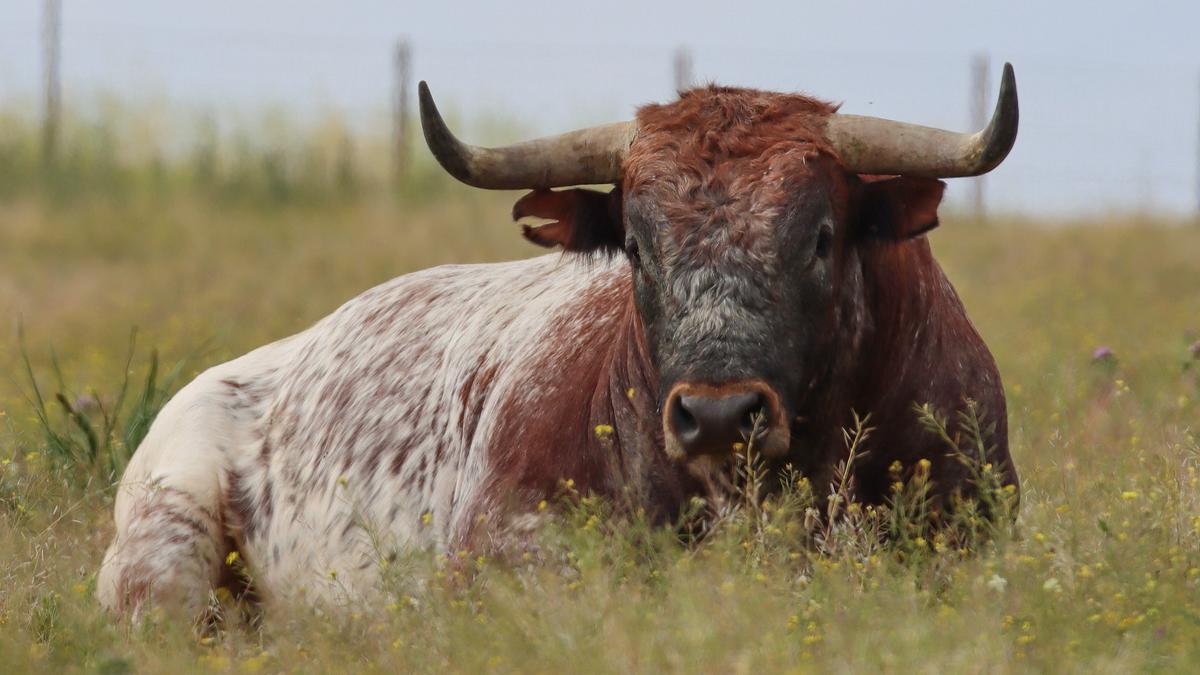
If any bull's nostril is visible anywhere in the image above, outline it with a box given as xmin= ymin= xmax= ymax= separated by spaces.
xmin=738 ymin=394 xmax=769 ymax=439
xmin=738 ymin=412 xmax=757 ymax=437
xmin=671 ymin=397 xmax=699 ymax=439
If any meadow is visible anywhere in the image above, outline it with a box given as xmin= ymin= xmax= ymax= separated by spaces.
xmin=1 ymin=106 xmax=1199 ymax=673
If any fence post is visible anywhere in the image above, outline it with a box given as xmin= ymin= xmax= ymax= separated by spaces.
xmin=968 ymin=52 xmax=990 ymax=221
xmin=42 ymin=0 xmax=62 ymax=166
xmin=1195 ymin=70 xmax=1199 ymax=222
xmin=673 ymin=46 xmax=693 ymax=94
xmin=393 ymin=39 xmax=412 ymax=181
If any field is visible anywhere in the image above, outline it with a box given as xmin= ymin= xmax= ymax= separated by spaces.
xmin=2 ymin=115 xmax=1200 ymax=673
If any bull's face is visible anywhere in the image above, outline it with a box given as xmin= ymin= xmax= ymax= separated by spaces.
xmin=620 ymin=128 xmax=848 ymax=460
xmin=514 ymin=140 xmax=946 ymax=461
xmin=418 ymin=69 xmax=1018 ymax=462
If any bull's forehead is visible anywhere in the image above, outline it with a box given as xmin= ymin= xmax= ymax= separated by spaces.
xmin=622 ymin=85 xmax=840 ymax=256
xmin=629 ymin=151 xmax=817 ymax=236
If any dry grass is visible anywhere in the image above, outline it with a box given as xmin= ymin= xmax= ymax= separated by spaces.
xmin=2 ymin=159 xmax=1200 ymax=672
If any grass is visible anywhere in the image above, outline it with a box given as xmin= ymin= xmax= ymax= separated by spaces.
xmin=2 ymin=105 xmax=1200 ymax=672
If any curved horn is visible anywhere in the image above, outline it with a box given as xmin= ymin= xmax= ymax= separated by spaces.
xmin=418 ymin=81 xmax=638 ymax=189
xmin=825 ymin=62 xmax=1019 ymax=178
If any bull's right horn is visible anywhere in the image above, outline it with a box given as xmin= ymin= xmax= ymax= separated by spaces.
xmin=418 ymin=82 xmax=638 ymax=190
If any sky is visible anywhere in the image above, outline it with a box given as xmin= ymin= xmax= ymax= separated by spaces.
xmin=1 ymin=1 xmax=1198 ymax=215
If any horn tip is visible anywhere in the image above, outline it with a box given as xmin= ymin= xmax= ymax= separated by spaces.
xmin=1000 ymin=63 xmax=1016 ymax=91
xmin=417 ymin=81 xmax=434 ymax=110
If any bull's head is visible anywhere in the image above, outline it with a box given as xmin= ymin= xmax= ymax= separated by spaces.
xmin=419 ymin=66 xmax=1018 ymax=461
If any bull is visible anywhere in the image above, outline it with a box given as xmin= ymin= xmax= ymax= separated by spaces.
xmin=99 ymin=66 xmax=1021 ymax=618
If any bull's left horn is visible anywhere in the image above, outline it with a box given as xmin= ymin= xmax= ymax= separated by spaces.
xmin=825 ymin=62 xmax=1019 ymax=178
xmin=418 ymin=82 xmax=638 ymax=189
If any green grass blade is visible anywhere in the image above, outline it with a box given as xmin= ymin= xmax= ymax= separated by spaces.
xmin=55 ymin=392 xmax=100 ymax=464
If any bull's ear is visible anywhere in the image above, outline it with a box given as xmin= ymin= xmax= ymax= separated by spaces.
xmin=512 ymin=187 xmax=623 ymax=253
xmin=858 ymin=176 xmax=946 ymax=240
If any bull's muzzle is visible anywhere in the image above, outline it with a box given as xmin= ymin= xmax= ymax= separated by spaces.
xmin=663 ymin=380 xmax=790 ymax=460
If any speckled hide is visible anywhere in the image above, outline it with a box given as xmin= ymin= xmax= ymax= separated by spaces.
xmin=98 ymin=254 xmax=694 ymax=616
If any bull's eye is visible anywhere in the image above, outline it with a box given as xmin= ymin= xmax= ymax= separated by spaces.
xmin=814 ymin=226 xmax=833 ymax=259
xmin=625 ymin=237 xmax=641 ymax=269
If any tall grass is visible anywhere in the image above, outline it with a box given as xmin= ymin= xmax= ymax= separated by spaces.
xmin=16 ymin=327 xmax=198 ymax=484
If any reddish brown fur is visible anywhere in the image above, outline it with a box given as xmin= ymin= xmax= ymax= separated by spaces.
xmin=471 ymin=272 xmax=701 ymax=538
xmin=625 ymin=86 xmax=838 ymax=245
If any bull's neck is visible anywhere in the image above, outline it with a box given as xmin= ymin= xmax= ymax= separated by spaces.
xmin=852 ymin=236 xmax=972 ymax=409
xmin=584 ymin=283 xmax=699 ymax=517
xmin=587 ymin=289 xmax=660 ymax=457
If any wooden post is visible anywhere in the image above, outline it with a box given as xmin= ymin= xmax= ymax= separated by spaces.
xmin=393 ymin=39 xmax=412 ymax=180
xmin=969 ymin=53 xmax=990 ymax=220
xmin=192 ymin=112 xmax=218 ymax=185
xmin=673 ymin=46 xmax=693 ymax=94
xmin=42 ymin=0 xmax=62 ymax=166
xmin=1195 ymin=71 xmax=1200 ymax=221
